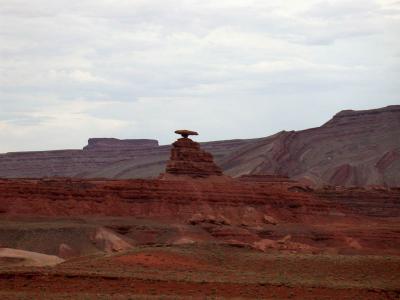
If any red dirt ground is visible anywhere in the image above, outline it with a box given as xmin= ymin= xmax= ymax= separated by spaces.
xmin=1 ymin=273 xmax=398 ymax=300
xmin=0 ymin=178 xmax=399 ymax=299
xmin=113 ymin=251 xmax=211 ymax=271
xmin=2 ymin=244 xmax=399 ymax=299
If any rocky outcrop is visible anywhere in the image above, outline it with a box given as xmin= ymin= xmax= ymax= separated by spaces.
xmin=0 ymin=248 xmax=64 ymax=267
xmin=0 ymin=105 xmax=399 ymax=187
xmin=0 ymin=178 xmax=331 ymax=223
xmin=0 ymin=178 xmax=399 ymax=255
xmin=163 ymin=131 xmax=223 ymax=178
xmin=0 ymin=177 xmax=399 ymax=220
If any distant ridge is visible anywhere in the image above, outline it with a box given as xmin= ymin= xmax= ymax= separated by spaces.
xmin=0 ymin=105 xmax=399 ymax=187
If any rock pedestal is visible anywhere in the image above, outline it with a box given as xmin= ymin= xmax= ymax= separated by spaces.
xmin=164 ymin=130 xmax=223 ymax=178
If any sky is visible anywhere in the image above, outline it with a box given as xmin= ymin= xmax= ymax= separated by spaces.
xmin=0 ymin=0 xmax=399 ymax=152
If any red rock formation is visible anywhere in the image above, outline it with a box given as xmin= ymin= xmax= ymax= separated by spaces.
xmin=0 ymin=105 xmax=399 ymax=187
xmin=0 ymin=117 xmax=398 ymax=258
xmin=0 ymin=178 xmax=399 ymax=255
xmin=0 ymin=177 xmax=399 ymax=220
xmin=315 ymin=185 xmax=400 ymax=218
xmin=0 ymin=178 xmax=332 ymax=222
xmin=163 ymin=131 xmax=223 ymax=178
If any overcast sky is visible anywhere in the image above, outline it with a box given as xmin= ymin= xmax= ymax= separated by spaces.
xmin=0 ymin=0 xmax=399 ymax=152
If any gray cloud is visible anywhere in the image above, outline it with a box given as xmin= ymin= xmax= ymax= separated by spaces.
xmin=0 ymin=0 xmax=399 ymax=152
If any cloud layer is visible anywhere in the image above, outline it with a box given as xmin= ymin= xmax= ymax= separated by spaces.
xmin=1 ymin=0 xmax=399 ymax=152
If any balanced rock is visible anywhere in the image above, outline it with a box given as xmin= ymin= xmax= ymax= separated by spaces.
xmin=164 ymin=130 xmax=223 ymax=178
xmin=174 ymin=130 xmax=199 ymax=138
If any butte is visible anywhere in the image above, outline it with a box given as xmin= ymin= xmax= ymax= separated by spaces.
xmin=159 ymin=130 xmax=228 ymax=180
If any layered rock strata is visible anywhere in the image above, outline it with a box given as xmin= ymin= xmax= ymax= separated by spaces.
xmin=0 ymin=139 xmax=253 ymax=179
xmin=0 ymin=178 xmax=398 ymax=220
xmin=0 ymin=105 xmax=399 ymax=186
xmin=220 ymin=105 xmax=400 ymax=187
xmin=164 ymin=131 xmax=223 ymax=178
xmin=0 ymin=178 xmax=399 ymax=255
xmin=0 ymin=178 xmax=344 ymax=222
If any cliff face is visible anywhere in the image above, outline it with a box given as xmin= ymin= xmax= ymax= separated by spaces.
xmin=220 ymin=105 xmax=400 ymax=187
xmin=1 ymin=178 xmax=398 ymax=219
xmin=0 ymin=178 xmax=328 ymax=222
xmin=0 ymin=105 xmax=399 ymax=187
xmin=0 ymin=178 xmax=399 ymax=255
